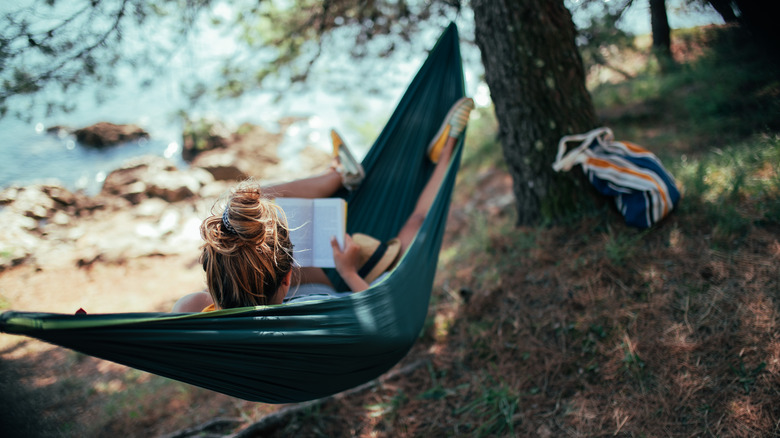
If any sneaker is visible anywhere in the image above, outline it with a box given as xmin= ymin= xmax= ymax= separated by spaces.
xmin=331 ymin=129 xmax=365 ymax=190
xmin=427 ymin=97 xmax=475 ymax=163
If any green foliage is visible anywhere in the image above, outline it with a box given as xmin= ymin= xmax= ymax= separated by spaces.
xmin=604 ymin=227 xmax=645 ymax=266
xmin=210 ymin=0 xmax=457 ymax=102
xmin=1 ymin=0 xmax=214 ymax=120
xmin=621 ymin=346 xmax=646 ymax=376
xmin=366 ymin=389 xmax=408 ymax=422
xmin=730 ymin=359 xmax=766 ymax=394
xmin=2 ymin=0 xmax=463 ymax=118
xmin=591 ymin=26 xmax=780 ymax=148
xmin=462 ymin=108 xmax=503 ymax=171
xmin=180 ymin=116 xmax=229 ymax=155
xmin=570 ymin=0 xmax=636 ymax=80
xmin=672 ymin=135 xmax=780 ymax=247
xmin=455 ymin=379 xmax=520 ymax=437
xmin=418 ymin=362 xmax=459 ymax=401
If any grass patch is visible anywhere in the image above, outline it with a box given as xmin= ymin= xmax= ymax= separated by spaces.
xmin=672 ymin=134 xmax=780 ymax=247
xmin=593 ymin=26 xmax=780 ymax=151
xmin=731 ymin=359 xmax=767 ymax=395
xmin=454 ymin=377 xmax=521 ymax=437
xmin=604 ymin=227 xmax=645 ymax=266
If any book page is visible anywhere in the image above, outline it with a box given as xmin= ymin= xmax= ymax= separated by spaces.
xmin=275 ymin=198 xmax=346 ymax=268
xmin=275 ymin=198 xmax=314 ymax=267
xmin=312 ymin=198 xmax=347 ymax=268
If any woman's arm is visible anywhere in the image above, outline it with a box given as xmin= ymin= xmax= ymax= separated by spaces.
xmin=331 ymin=234 xmax=371 ymax=292
xmin=172 ymin=291 xmax=214 ymax=312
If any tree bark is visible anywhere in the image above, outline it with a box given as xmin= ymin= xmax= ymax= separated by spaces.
xmin=707 ymin=0 xmax=738 ymax=23
xmin=471 ymin=0 xmax=598 ymax=225
xmin=650 ymin=0 xmax=673 ymax=70
xmin=732 ymin=0 xmax=780 ymax=52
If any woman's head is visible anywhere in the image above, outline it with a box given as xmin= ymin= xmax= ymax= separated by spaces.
xmin=200 ymin=183 xmax=294 ymax=308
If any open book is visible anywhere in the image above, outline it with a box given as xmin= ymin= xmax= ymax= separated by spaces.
xmin=275 ymin=198 xmax=347 ymax=268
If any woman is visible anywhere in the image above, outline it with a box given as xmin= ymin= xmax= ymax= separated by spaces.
xmin=173 ymin=97 xmax=474 ymax=312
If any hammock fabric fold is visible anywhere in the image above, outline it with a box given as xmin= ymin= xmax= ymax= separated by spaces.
xmin=0 ymin=23 xmax=466 ymax=404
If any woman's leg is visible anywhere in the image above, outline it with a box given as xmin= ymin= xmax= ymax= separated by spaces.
xmin=263 ymin=130 xmax=364 ymax=199
xmin=262 ymin=168 xmax=344 ymax=199
xmin=395 ymin=137 xmax=457 ymax=254
xmin=295 ymin=267 xmax=334 ymax=286
xmin=395 ymin=97 xmax=472 ymax=254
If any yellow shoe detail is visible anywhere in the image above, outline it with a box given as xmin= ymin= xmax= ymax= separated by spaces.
xmin=426 ymin=97 xmax=474 ymax=163
xmin=427 ymin=125 xmax=451 ymax=164
xmin=330 ymin=129 xmax=365 ymax=190
xmin=331 ymin=129 xmax=344 ymax=158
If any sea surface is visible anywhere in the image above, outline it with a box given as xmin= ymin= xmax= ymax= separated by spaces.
xmin=0 ymin=1 xmax=448 ymax=196
xmin=0 ymin=55 xmax=420 ymax=196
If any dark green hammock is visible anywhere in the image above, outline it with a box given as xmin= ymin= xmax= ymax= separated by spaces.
xmin=0 ymin=23 xmax=466 ymax=404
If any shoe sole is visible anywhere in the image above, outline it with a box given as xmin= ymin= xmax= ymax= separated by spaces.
xmin=427 ymin=96 xmax=474 ymax=162
xmin=331 ymin=130 xmax=365 ymax=189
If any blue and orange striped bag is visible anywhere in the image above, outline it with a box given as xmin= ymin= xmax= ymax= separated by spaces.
xmin=552 ymin=127 xmax=680 ymax=228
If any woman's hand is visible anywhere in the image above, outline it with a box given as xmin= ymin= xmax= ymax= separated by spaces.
xmin=331 ymin=234 xmax=370 ymax=292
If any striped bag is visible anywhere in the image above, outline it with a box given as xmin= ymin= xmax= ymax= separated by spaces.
xmin=552 ymin=127 xmax=680 ymax=228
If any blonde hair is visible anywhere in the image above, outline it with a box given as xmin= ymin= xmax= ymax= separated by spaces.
xmin=200 ymin=183 xmax=294 ymax=308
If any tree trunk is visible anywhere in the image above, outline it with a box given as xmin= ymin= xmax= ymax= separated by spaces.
xmin=471 ymin=0 xmax=598 ymax=225
xmin=707 ymin=0 xmax=738 ymax=23
xmin=732 ymin=0 xmax=780 ymax=52
xmin=650 ymin=0 xmax=674 ymax=71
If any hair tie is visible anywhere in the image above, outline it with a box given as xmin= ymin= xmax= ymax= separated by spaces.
xmin=222 ymin=208 xmax=237 ymax=235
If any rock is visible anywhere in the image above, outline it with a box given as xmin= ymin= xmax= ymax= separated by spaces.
xmin=146 ymin=167 xmax=215 ymax=202
xmin=0 ymin=186 xmax=20 ymax=205
xmin=51 ymin=211 xmax=71 ymax=226
xmin=0 ymin=242 xmax=29 ymax=270
xmin=7 ymin=212 xmax=39 ymax=232
xmin=0 ymin=209 xmax=40 ymax=270
xmin=192 ymin=149 xmax=247 ymax=181
xmin=146 ymin=173 xmax=197 ymax=203
xmin=198 ymin=180 xmax=232 ymax=199
xmin=181 ymin=118 xmax=234 ymax=162
xmin=189 ymin=123 xmax=293 ymax=182
xmin=101 ymin=155 xmax=214 ymax=204
xmin=11 ymin=185 xmax=57 ymax=220
xmin=74 ymin=122 xmax=150 ymax=147
xmin=0 ymin=119 xmax=333 ymax=272
xmin=120 ymin=181 xmax=148 ymax=204
xmin=74 ymin=246 xmax=102 ymax=267
xmin=46 ymin=125 xmax=71 ymax=138
xmin=134 ymin=198 xmax=170 ymax=218
xmin=101 ymin=156 xmax=171 ymax=201
xmin=42 ymin=185 xmax=77 ymax=206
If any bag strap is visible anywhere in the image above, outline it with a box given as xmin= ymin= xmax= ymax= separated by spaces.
xmin=552 ymin=127 xmax=613 ymax=172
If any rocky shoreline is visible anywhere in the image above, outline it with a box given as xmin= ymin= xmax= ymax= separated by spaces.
xmin=0 ymin=120 xmax=331 ymax=272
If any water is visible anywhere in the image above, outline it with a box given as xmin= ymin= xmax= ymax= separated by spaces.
xmin=0 ymin=70 xmax=192 ymax=195
xmin=0 ymin=4 xmax=451 ymax=195
xmin=0 ymin=70 xmax=426 ymax=195
xmin=0 ymin=2 xmax=721 ymax=196
xmin=0 ymin=119 xmax=182 ymax=195
xmin=0 ymin=50 xmax=409 ymax=196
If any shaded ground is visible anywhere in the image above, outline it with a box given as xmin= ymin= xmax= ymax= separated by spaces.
xmin=2 ymin=154 xmax=778 ymax=437
xmin=251 ymin=166 xmax=780 ymax=437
